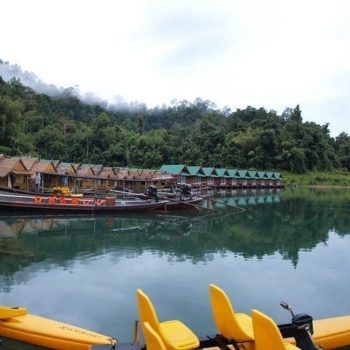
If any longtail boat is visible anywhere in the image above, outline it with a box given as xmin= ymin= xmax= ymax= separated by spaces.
xmin=0 ymin=193 xmax=205 ymax=213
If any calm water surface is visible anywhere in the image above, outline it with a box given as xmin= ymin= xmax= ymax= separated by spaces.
xmin=0 ymin=188 xmax=350 ymax=349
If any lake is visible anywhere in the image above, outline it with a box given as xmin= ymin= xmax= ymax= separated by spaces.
xmin=0 ymin=188 xmax=350 ymax=349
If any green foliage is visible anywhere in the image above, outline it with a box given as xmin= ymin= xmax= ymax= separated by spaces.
xmin=283 ymin=170 xmax=350 ymax=186
xmin=0 ymin=76 xmax=349 ymax=176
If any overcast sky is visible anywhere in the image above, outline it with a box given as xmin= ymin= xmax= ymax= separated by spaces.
xmin=1 ymin=0 xmax=349 ymax=136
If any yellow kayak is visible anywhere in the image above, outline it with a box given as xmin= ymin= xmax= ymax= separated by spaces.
xmin=0 ymin=306 xmax=116 ymax=350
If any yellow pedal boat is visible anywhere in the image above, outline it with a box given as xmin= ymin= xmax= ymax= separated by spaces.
xmin=135 ymin=285 xmax=350 ymax=350
xmin=0 ymin=306 xmax=116 ymax=350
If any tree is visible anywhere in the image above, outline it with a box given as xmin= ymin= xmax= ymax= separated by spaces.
xmin=334 ymin=132 xmax=350 ymax=170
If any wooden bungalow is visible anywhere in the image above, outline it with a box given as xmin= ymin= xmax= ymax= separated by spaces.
xmin=75 ymin=164 xmax=96 ymax=191
xmin=138 ymin=169 xmax=175 ymax=190
xmin=237 ymin=170 xmax=249 ymax=188
xmin=215 ymin=168 xmax=229 ymax=188
xmin=112 ymin=168 xmax=137 ymax=192
xmin=160 ymin=165 xmax=190 ymax=184
xmin=183 ymin=166 xmax=206 ymax=187
xmin=273 ymin=172 xmax=282 ymax=187
xmin=257 ymin=171 xmax=268 ymax=188
xmin=119 ymin=168 xmax=172 ymax=193
xmin=98 ymin=166 xmax=119 ymax=190
xmin=0 ymin=157 xmax=31 ymax=190
xmin=55 ymin=162 xmax=79 ymax=189
xmin=129 ymin=168 xmax=152 ymax=192
xmin=90 ymin=165 xmax=105 ymax=191
xmin=201 ymin=167 xmax=217 ymax=187
xmin=150 ymin=170 xmax=174 ymax=184
xmin=227 ymin=169 xmax=239 ymax=188
xmin=31 ymin=159 xmax=58 ymax=191
xmin=247 ymin=170 xmax=259 ymax=188
xmin=266 ymin=172 xmax=275 ymax=187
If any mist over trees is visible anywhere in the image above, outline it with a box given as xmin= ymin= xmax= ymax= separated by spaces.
xmin=0 ymin=74 xmax=349 ymax=173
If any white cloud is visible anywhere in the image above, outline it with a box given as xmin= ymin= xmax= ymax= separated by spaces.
xmin=0 ymin=0 xmax=349 ymax=135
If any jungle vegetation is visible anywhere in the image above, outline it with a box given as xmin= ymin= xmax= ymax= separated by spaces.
xmin=0 ymin=75 xmax=350 ymax=174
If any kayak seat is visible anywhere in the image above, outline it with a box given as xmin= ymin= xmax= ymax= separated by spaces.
xmin=0 ymin=306 xmax=28 ymax=319
xmin=137 ymin=289 xmax=199 ymax=350
xmin=143 ymin=322 xmax=167 ymax=350
xmin=252 ymin=309 xmax=301 ymax=350
xmin=209 ymin=284 xmax=254 ymax=342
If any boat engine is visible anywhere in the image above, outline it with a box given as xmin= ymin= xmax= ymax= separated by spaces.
xmin=146 ymin=185 xmax=159 ymax=202
xmin=278 ymin=302 xmax=323 ymax=350
xmin=180 ymin=184 xmax=192 ymax=200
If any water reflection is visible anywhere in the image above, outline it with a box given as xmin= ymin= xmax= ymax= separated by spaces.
xmin=0 ymin=188 xmax=350 ymax=347
xmin=0 ymin=189 xmax=349 ymax=275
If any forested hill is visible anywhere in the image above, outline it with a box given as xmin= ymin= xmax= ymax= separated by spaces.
xmin=0 ymin=76 xmax=349 ymax=173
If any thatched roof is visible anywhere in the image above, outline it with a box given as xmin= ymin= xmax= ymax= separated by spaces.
xmin=0 ymin=158 xmax=28 ymax=177
xmin=91 ymin=165 xmax=103 ymax=175
xmin=31 ymin=160 xmax=57 ymax=173
xmin=20 ymin=157 xmax=39 ymax=170
xmin=99 ymin=167 xmax=117 ymax=178
xmin=56 ymin=162 xmax=78 ymax=175
xmin=76 ymin=164 xmax=94 ymax=177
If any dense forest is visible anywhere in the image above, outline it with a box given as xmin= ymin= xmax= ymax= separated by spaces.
xmin=0 ymin=75 xmax=349 ymax=173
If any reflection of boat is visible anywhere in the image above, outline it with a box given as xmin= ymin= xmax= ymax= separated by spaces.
xmin=0 ymin=306 xmax=115 ymax=350
xmin=0 ymin=193 xmax=204 ymax=213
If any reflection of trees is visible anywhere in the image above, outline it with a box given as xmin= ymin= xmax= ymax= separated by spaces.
xmin=0 ymin=189 xmax=349 ymax=281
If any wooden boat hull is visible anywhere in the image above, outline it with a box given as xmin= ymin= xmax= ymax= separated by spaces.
xmin=0 ymin=193 xmax=204 ymax=213
xmin=0 ymin=310 xmax=114 ymax=350
xmin=0 ymin=196 xmax=168 ymax=213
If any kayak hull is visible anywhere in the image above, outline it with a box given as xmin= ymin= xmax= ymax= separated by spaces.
xmin=0 ymin=313 xmax=114 ymax=350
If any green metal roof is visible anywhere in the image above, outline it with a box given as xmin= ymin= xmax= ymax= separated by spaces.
xmin=237 ymin=169 xmax=249 ymax=178
xmin=160 ymin=164 xmax=188 ymax=175
xmin=227 ymin=169 xmax=239 ymax=178
xmin=248 ymin=170 xmax=259 ymax=179
xmin=215 ymin=168 xmax=229 ymax=177
xmin=186 ymin=166 xmax=202 ymax=175
xmin=160 ymin=165 xmax=282 ymax=180
xmin=257 ymin=171 xmax=268 ymax=178
xmin=202 ymin=167 xmax=217 ymax=177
